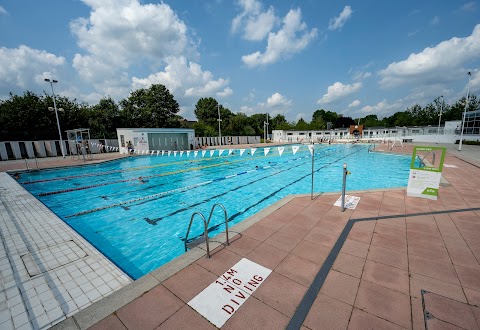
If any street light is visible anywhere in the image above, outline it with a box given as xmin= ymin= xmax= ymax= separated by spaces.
xmin=264 ymin=113 xmax=269 ymax=143
xmin=458 ymin=71 xmax=472 ymax=151
xmin=436 ymin=95 xmax=444 ymax=144
xmin=45 ymin=78 xmax=65 ymax=158
xmin=217 ymin=103 xmax=222 ymax=145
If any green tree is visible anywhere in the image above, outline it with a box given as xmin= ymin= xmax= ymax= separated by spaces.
xmin=192 ymin=121 xmax=216 ymax=137
xmin=295 ymin=118 xmax=310 ymax=130
xmin=310 ymin=115 xmax=326 ymax=129
xmin=334 ymin=116 xmax=355 ymax=128
xmin=90 ymin=97 xmax=120 ymax=138
xmin=313 ymin=109 xmax=339 ymax=126
xmin=361 ymin=114 xmax=382 ymax=127
xmin=120 ymin=84 xmax=181 ymax=128
xmin=194 ymin=97 xmax=220 ymax=127
xmin=194 ymin=97 xmax=234 ymax=135
xmin=0 ymin=91 xmax=52 ymax=140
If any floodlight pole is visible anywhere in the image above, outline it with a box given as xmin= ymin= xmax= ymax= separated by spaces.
xmin=458 ymin=71 xmax=472 ymax=151
xmin=217 ymin=103 xmax=222 ymax=146
xmin=45 ymin=78 xmax=65 ymax=158
xmin=436 ymin=95 xmax=444 ymax=144
xmin=266 ymin=113 xmax=269 ymax=143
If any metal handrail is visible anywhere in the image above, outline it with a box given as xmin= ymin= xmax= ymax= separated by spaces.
xmin=184 ymin=203 xmax=229 ymax=258
xmin=207 ymin=203 xmax=230 ymax=247
xmin=421 ymin=151 xmax=436 ymax=165
xmin=184 ymin=212 xmax=210 ymax=257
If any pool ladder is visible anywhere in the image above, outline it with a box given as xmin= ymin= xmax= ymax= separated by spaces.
xmin=184 ymin=203 xmax=230 ymax=258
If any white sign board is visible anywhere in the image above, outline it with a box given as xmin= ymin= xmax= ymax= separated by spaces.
xmin=188 ymin=258 xmax=272 ymax=328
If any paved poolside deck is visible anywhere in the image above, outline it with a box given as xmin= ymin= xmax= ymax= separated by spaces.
xmin=1 ymin=142 xmax=480 ymax=329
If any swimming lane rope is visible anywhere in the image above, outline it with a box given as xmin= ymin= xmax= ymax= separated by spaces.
xmin=65 ymin=147 xmax=341 ymax=219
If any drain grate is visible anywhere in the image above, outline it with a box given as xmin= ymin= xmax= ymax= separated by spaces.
xmin=421 ymin=290 xmax=478 ymax=329
xmin=21 ymin=240 xmax=88 ymax=277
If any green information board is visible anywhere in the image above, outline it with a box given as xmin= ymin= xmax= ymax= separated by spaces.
xmin=406 ymin=146 xmax=446 ymax=200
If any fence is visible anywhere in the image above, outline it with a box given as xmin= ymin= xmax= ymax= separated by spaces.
xmin=0 ymin=139 xmax=119 ymax=161
xmin=194 ymin=136 xmax=260 ymax=148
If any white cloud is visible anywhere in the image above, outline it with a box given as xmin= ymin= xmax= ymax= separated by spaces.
xmin=244 ymin=8 xmax=277 ymax=41
xmin=239 ymin=91 xmax=292 ymax=117
xmin=295 ymin=113 xmax=306 ymax=122
xmin=360 ymin=100 xmax=402 ymax=116
xmin=328 ymin=6 xmax=353 ymax=31
xmin=132 ymin=56 xmax=229 ymax=99
xmin=242 ymin=90 xmax=256 ymax=102
xmin=232 ymin=0 xmax=277 ymax=41
xmin=379 ymin=24 xmax=480 ymax=88
xmin=348 ymin=100 xmax=360 ymax=107
xmin=0 ymin=6 xmax=8 ymax=15
xmin=242 ymin=8 xmax=317 ymax=67
xmin=239 ymin=105 xmax=254 ymax=114
xmin=459 ymin=1 xmax=476 ymax=12
xmin=66 ymin=0 xmax=230 ymax=106
xmin=430 ymin=16 xmax=440 ymax=25
xmin=408 ymin=30 xmax=419 ymax=37
xmin=352 ymin=71 xmax=372 ymax=81
xmin=469 ymin=70 xmax=480 ymax=94
xmin=71 ymin=0 xmax=198 ymax=85
xmin=217 ymin=87 xmax=233 ymax=97
xmin=0 ymin=45 xmax=65 ymax=92
xmin=266 ymin=92 xmax=292 ymax=107
xmin=317 ymin=82 xmax=362 ymax=104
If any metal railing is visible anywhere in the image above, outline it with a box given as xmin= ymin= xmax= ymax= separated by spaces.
xmin=24 ymin=157 xmax=40 ymax=172
xmin=184 ymin=203 xmax=229 ymax=258
xmin=421 ymin=151 xmax=436 ymax=165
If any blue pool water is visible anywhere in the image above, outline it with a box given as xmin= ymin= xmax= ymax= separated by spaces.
xmin=18 ymin=144 xmax=414 ymax=279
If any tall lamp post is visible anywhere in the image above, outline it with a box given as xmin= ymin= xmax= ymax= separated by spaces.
xmin=265 ymin=113 xmax=269 ymax=143
xmin=45 ymin=78 xmax=65 ymax=158
xmin=436 ymin=95 xmax=444 ymax=144
xmin=217 ymin=103 xmax=222 ymax=146
xmin=458 ymin=71 xmax=472 ymax=151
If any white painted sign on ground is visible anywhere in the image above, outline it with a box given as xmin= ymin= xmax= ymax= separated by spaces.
xmin=334 ymin=195 xmax=361 ymax=210
xmin=443 ymin=164 xmax=458 ymax=168
xmin=188 ymin=258 xmax=272 ymax=328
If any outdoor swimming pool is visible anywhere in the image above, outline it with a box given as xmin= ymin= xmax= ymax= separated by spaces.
xmin=18 ymin=144 xmax=414 ymax=279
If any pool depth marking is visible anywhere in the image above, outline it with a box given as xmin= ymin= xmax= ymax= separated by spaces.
xmin=188 ymin=258 xmax=272 ymax=328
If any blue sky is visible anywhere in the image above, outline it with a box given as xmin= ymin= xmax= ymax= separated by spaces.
xmin=0 ymin=0 xmax=479 ymax=122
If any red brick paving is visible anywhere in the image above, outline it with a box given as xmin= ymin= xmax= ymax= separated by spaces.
xmin=16 ymin=144 xmax=480 ymax=329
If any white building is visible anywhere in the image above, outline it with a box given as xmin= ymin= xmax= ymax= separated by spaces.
xmin=116 ymin=128 xmax=195 ymax=153
xmin=272 ymin=119 xmax=479 ymax=144
xmin=272 ymin=128 xmax=350 ymax=142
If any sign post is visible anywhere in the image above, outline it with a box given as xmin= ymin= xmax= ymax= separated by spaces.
xmin=407 ymin=146 xmax=446 ymax=200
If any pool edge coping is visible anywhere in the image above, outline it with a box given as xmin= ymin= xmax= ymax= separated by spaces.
xmin=51 ymin=186 xmax=416 ymax=330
